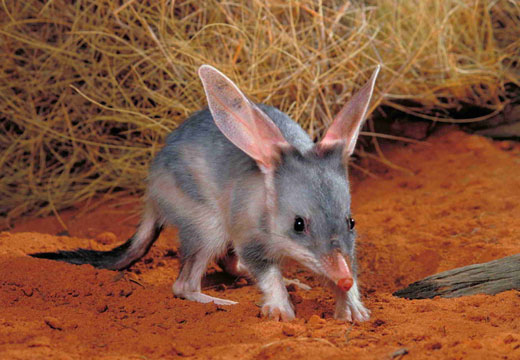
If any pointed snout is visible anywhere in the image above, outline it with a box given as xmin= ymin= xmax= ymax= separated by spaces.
xmin=320 ymin=250 xmax=353 ymax=292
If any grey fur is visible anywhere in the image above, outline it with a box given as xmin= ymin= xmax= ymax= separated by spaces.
xmin=30 ymin=64 xmax=379 ymax=321
xmin=240 ymin=240 xmax=273 ymax=274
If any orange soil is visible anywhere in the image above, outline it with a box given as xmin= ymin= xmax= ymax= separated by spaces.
xmin=1 ymin=127 xmax=519 ymax=359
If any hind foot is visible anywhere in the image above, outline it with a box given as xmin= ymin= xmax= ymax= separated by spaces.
xmin=173 ymin=281 xmax=237 ymax=305
xmin=178 ymin=291 xmax=238 ymax=305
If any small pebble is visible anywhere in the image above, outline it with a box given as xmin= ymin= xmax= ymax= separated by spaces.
xmin=425 ymin=342 xmax=442 ymax=350
xmin=44 ymin=316 xmax=63 ymax=330
xmin=234 ymin=278 xmax=248 ymax=287
xmin=504 ymin=334 xmax=517 ymax=344
xmin=499 ymin=141 xmax=514 ymax=151
xmin=96 ymin=304 xmax=108 ymax=313
xmin=171 ymin=343 xmax=196 ymax=357
xmin=28 ymin=336 xmax=51 ymax=347
xmin=373 ymin=319 xmax=385 ymax=327
xmin=119 ymin=289 xmax=133 ymax=297
xmin=308 ymin=314 xmax=324 ymax=326
xmin=175 ymin=316 xmax=187 ymax=324
xmin=389 ymin=348 xmax=408 ymax=358
xmin=282 ymin=324 xmax=297 ymax=336
xmin=469 ymin=340 xmax=483 ymax=349
xmin=95 ymin=232 xmax=117 ymax=245
xmin=88 ymin=240 xmax=101 ymax=250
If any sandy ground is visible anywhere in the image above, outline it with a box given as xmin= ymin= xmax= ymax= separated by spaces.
xmin=1 ymin=127 xmax=519 ymax=359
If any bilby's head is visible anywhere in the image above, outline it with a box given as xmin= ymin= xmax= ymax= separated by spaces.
xmin=198 ymin=64 xmax=379 ymax=291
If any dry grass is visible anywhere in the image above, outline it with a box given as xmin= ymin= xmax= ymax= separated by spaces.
xmin=1 ymin=0 xmax=519 ymax=223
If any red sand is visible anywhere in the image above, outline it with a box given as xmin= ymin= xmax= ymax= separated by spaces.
xmin=1 ymin=127 xmax=519 ymax=359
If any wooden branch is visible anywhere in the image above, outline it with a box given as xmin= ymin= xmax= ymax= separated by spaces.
xmin=393 ymin=254 xmax=520 ymax=299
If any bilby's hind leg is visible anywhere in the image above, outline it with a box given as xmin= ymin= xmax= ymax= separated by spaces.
xmin=148 ymin=168 xmax=237 ymax=305
xmin=173 ymin=250 xmax=237 ymax=305
xmin=172 ymin=228 xmax=237 ymax=306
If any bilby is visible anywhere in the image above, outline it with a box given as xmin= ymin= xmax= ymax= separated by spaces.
xmin=31 ymin=64 xmax=380 ymax=322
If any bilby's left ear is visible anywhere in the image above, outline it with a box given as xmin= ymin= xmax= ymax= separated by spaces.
xmin=320 ymin=65 xmax=380 ymax=156
xmin=198 ymin=65 xmax=289 ymax=172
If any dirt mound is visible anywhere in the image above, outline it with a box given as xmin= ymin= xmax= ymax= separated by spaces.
xmin=1 ymin=128 xmax=519 ymax=359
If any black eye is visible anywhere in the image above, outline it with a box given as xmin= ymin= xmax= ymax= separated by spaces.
xmin=347 ymin=216 xmax=355 ymax=230
xmin=294 ymin=217 xmax=306 ymax=233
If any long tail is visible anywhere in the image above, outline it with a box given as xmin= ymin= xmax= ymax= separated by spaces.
xmin=30 ymin=205 xmax=164 ymax=270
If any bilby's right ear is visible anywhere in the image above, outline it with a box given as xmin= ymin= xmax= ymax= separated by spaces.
xmin=320 ymin=65 xmax=380 ymax=157
xmin=198 ymin=65 xmax=289 ymax=171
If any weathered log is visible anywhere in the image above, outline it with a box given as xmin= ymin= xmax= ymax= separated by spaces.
xmin=393 ymin=254 xmax=520 ymax=299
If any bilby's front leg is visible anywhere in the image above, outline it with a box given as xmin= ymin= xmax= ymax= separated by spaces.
xmin=239 ymin=242 xmax=295 ymax=321
xmin=173 ymin=247 xmax=238 ymax=306
xmin=258 ymin=266 xmax=295 ymax=321
xmin=333 ymin=280 xmax=370 ymax=322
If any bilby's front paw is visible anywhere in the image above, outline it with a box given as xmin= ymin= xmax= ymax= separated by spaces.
xmin=332 ymin=280 xmax=370 ymax=322
xmin=334 ymin=302 xmax=370 ymax=322
xmin=261 ymin=300 xmax=295 ymax=322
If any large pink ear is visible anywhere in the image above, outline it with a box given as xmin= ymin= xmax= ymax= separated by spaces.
xmin=320 ymin=65 xmax=380 ymax=156
xmin=198 ymin=65 xmax=289 ymax=171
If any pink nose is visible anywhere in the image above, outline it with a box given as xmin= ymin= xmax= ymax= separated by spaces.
xmin=321 ymin=251 xmax=353 ymax=292
xmin=337 ymin=277 xmax=353 ymax=291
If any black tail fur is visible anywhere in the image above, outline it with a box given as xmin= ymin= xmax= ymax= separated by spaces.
xmin=29 ymin=225 xmax=163 ymax=270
